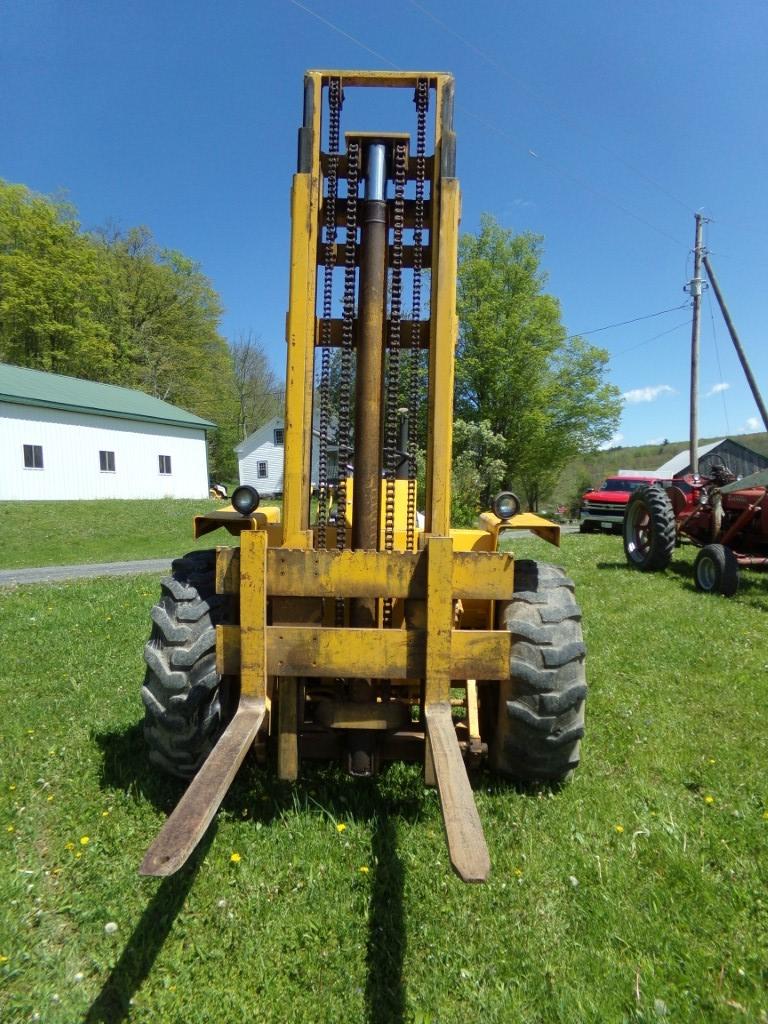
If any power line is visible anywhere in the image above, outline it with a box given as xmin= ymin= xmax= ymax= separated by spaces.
xmin=286 ymin=0 xmax=400 ymax=68
xmin=407 ymin=0 xmax=695 ymax=216
xmin=614 ymin=317 xmax=692 ymax=356
xmin=285 ymin=0 xmax=689 ymax=249
xmin=566 ymin=302 xmax=689 ymax=341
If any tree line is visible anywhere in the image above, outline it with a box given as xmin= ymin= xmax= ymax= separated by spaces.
xmin=0 ymin=180 xmax=280 ymax=479
xmin=1 ymin=181 xmax=620 ymax=509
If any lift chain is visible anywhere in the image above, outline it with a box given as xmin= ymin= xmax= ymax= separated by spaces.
xmin=316 ymin=77 xmax=342 ymax=550
xmin=407 ymin=79 xmax=429 ymax=552
xmin=331 ymin=140 xmax=360 ymax=628
xmin=382 ymin=139 xmax=407 ymax=626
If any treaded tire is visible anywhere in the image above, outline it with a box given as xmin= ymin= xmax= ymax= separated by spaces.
xmin=623 ymin=484 xmax=676 ymax=571
xmin=693 ymin=543 xmax=739 ymax=596
xmin=490 ymin=560 xmax=587 ymax=783
xmin=141 ymin=550 xmax=236 ymax=779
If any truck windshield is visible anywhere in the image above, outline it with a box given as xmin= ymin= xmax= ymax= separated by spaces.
xmin=599 ymin=479 xmax=650 ymax=492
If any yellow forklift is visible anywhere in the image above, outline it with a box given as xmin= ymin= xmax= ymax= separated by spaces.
xmin=140 ymin=71 xmax=586 ymax=883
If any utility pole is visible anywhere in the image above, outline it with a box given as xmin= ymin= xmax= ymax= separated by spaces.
xmin=702 ymin=255 xmax=768 ymax=433
xmin=686 ymin=214 xmax=705 ymax=474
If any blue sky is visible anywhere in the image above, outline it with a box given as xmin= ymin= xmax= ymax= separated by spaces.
xmin=3 ymin=0 xmax=767 ymax=449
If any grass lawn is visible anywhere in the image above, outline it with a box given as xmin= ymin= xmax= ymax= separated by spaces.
xmin=0 ymin=500 xmax=253 ymax=569
xmin=1 ymin=533 xmax=766 ymax=1022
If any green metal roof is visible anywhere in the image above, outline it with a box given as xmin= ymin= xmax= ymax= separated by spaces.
xmin=0 ymin=363 xmax=215 ymax=431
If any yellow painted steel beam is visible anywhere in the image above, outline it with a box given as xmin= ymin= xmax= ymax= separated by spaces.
xmin=217 ymin=624 xmax=510 ymax=681
xmin=216 ymin=546 xmax=514 ymax=600
xmin=478 ymin=511 xmax=561 ymax=548
xmin=424 ymin=537 xmax=454 ymax=704
xmin=239 ymin=530 xmax=267 ymax=699
xmin=425 ymin=179 xmax=460 ymax=535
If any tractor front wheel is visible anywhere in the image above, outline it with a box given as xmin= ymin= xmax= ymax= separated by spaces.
xmin=141 ymin=550 xmax=237 ymax=779
xmin=623 ymin=484 xmax=676 ymax=571
xmin=693 ymin=543 xmax=739 ymax=596
xmin=489 ymin=560 xmax=587 ymax=784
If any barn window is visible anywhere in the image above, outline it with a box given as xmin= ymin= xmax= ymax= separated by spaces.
xmin=99 ymin=450 xmax=115 ymax=472
xmin=23 ymin=444 xmax=44 ymax=469
xmin=273 ymin=428 xmax=284 ymax=446
xmin=159 ymin=455 xmax=172 ymax=475
xmin=257 ymin=461 xmax=268 ymax=479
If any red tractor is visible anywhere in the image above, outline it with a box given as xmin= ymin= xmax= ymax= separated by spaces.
xmin=623 ymin=462 xmax=768 ymax=595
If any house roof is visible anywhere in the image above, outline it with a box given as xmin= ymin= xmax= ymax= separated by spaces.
xmin=654 ymin=440 xmax=723 ymax=477
xmin=0 ymin=362 xmax=215 ymax=431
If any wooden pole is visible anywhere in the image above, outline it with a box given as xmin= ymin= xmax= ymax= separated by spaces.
xmin=689 ymin=214 xmax=704 ymax=474
xmin=702 ymin=255 xmax=768 ymax=432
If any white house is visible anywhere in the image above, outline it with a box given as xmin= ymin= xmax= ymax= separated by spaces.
xmin=236 ymin=415 xmax=337 ymax=496
xmin=0 ymin=362 xmax=215 ymax=500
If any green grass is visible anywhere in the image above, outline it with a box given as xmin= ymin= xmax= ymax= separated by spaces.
xmin=0 ymin=500 xmax=244 ymax=569
xmin=1 ymin=535 xmax=767 ymax=1022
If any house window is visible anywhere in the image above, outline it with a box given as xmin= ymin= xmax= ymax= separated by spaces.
xmin=99 ymin=450 xmax=115 ymax=473
xmin=159 ymin=455 xmax=172 ymax=475
xmin=257 ymin=461 xmax=268 ymax=479
xmin=273 ymin=428 xmax=284 ymax=446
xmin=23 ymin=444 xmax=44 ymax=469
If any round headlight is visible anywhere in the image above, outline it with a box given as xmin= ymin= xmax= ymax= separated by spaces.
xmin=231 ymin=485 xmax=261 ymax=516
xmin=492 ymin=491 xmax=520 ymax=521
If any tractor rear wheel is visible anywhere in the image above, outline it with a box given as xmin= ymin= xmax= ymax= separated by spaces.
xmin=489 ymin=560 xmax=587 ymax=783
xmin=141 ymin=550 xmax=237 ymax=779
xmin=623 ymin=484 xmax=676 ymax=571
xmin=693 ymin=543 xmax=739 ymax=596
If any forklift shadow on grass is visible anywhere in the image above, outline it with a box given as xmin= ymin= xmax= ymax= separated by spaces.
xmin=93 ymin=726 xmax=418 ymax=1024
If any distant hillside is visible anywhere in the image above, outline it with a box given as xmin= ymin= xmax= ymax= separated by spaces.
xmin=549 ymin=431 xmax=768 ymax=510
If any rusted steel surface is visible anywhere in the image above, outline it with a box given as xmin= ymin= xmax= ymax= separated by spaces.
xmin=139 ymin=697 xmax=266 ymax=878
xmin=425 ymin=702 xmax=490 ymax=883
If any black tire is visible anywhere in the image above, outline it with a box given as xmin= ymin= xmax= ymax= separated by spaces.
xmin=623 ymin=484 xmax=676 ymax=571
xmin=489 ymin=561 xmax=587 ymax=783
xmin=693 ymin=543 xmax=739 ymax=596
xmin=141 ymin=550 xmax=236 ymax=779
xmin=579 ymin=521 xmax=593 ymax=534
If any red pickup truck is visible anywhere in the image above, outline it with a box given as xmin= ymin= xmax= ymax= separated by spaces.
xmin=579 ymin=474 xmax=664 ymax=534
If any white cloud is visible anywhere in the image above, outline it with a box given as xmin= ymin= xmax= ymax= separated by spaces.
xmin=622 ymin=384 xmax=676 ymax=405
xmin=705 ymin=382 xmax=730 ymax=398
xmin=744 ymin=416 xmax=761 ymax=432
xmin=598 ymin=432 xmax=624 ymax=450
xmin=646 ymin=437 xmax=666 ymax=445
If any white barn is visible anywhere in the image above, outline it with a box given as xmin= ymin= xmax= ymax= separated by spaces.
xmin=0 ymin=363 xmax=215 ymax=500
xmin=236 ymin=415 xmax=335 ymax=496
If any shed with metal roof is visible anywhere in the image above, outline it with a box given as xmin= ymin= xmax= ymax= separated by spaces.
xmin=0 ymin=363 xmax=215 ymax=500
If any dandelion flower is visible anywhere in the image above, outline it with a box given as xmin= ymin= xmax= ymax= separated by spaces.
xmin=336 ymin=823 xmax=347 ymax=833
xmin=65 ymin=841 xmax=75 ymax=851
xmin=80 ymin=836 xmax=90 ymax=846
xmin=6 ymin=825 xmax=14 ymax=834
xmin=101 ymin=811 xmax=110 ymax=818
xmin=358 ymin=866 xmax=369 ymax=874
xmin=75 ymin=852 xmax=82 ymax=859
xmin=704 ymin=795 xmax=715 ymax=805
xmin=104 ymin=922 xmax=118 ymax=935
xmin=762 ymin=810 xmax=768 ymax=821
xmin=230 ymin=852 xmax=241 ymax=864
xmin=0 ymin=955 xmax=8 ymax=964
xmin=614 ymin=824 xmax=624 ymax=834
xmin=47 ymin=796 xmax=54 ymax=803
xmin=708 ymin=758 xmax=716 ymax=765
xmin=514 ymin=867 xmax=523 ymax=877
xmin=8 ymin=785 xmax=16 ymax=792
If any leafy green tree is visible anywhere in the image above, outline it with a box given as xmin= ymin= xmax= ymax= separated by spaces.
xmin=0 ymin=181 xmax=112 ymax=377
xmin=451 ymin=419 xmax=507 ymax=526
xmin=456 ymin=215 xmax=621 ymax=510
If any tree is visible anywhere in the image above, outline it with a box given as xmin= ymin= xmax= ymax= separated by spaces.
xmin=456 ymin=215 xmax=621 ymax=510
xmin=0 ymin=181 xmax=112 ymax=377
xmin=451 ymin=419 xmax=507 ymax=526
xmin=229 ymin=332 xmax=283 ymax=440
